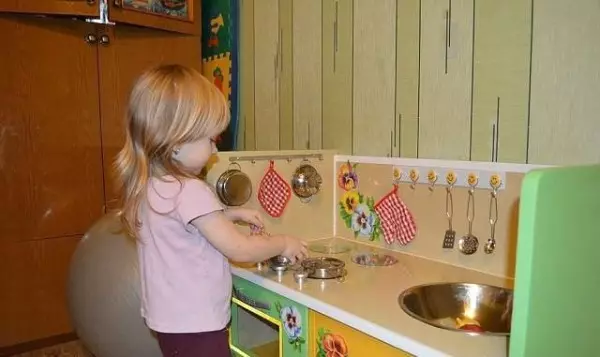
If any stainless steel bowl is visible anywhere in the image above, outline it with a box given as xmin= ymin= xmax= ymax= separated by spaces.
xmin=268 ymin=255 xmax=292 ymax=272
xmin=291 ymin=163 xmax=322 ymax=201
xmin=398 ymin=282 xmax=513 ymax=336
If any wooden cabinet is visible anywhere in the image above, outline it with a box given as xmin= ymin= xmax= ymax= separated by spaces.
xmin=97 ymin=25 xmax=202 ymax=207
xmin=309 ymin=311 xmax=411 ymax=357
xmin=0 ymin=0 xmax=199 ymax=35
xmin=352 ymin=0 xmax=397 ymax=157
xmin=395 ymin=0 xmax=420 ymax=158
xmin=0 ymin=10 xmax=202 ymax=348
xmin=527 ymin=0 xmax=600 ymax=165
xmin=292 ymin=0 xmax=322 ymax=150
xmin=418 ymin=0 xmax=473 ymax=161
xmin=0 ymin=0 xmax=98 ymax=17
xmin=322 ymin=0 xmax=353 ymax=154
xmin=470 ymin=0 xmax=532 ymax=163
xmin=0 ymin=15 xmax=104 ymax=244
xmin=252 ymin=0 xmax=280 ymax=150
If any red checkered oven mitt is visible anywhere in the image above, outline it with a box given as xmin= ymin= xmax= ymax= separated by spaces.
xmin=374 ymin=185 xmax=417 ymax=245
xmin=257 ymin=160 xmax=291 ymax=218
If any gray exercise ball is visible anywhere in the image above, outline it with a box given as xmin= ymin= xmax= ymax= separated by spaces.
xmin=67 ymin=213 xmax=161 ymax=357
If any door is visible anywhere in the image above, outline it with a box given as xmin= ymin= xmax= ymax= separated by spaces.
xmin=96 ymin=24 xmax=202 ymax=208
xmin=470 ymin=0 xmax=532 ymax=163
xmin=0 ymin=0 xmax=98 ymax=17
xmin=352 ymin=0 xmax=396 ymax=157
xmin=230 ymin=297 xmax=283 ymax=356
xmin=230 ymin=277 xmax=309 ymax=357
xmin=108 ymin=0 xmax=201 ymax=35
xmin=0 ymin=14 xmax=104 ymax=242
xmin=526 ymin=0 xmax=600 ymax=165
xmin=322 ymin=0 xmax=353 ymax=154
xmin=310 ymin=311 xmax=412 ymax=357
xmin=418 ymin=0 xmax=473 ymax=160
xmin=0 ymin=14 xmax=103 ymax=346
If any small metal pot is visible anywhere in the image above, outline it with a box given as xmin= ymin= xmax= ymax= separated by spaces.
xmin=215 ymin=162 xmax=252 ymax=206
xmin=268 ymin=255 xmax=292 ymax=272
xmin=290 ymin=162 xmax=322 ymax=203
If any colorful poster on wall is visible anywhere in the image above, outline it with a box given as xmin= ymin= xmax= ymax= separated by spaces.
xmin=122 ymin=0 xmax=190 ymax=19
xmin=202 ymin=0 xmax=239 ymax=151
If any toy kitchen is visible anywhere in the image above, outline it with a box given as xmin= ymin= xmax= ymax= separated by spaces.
xmin=203 ymin=150 xmax=599 ymax=357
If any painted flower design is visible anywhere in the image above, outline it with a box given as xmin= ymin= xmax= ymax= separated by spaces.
xmin=338 ymin=191 xmax=381 ymax=242
xmin=280 ymin=306 xmax=302 ymax=339
xmin=275 ymin=302 xmax=306 ymax=351
xmin=337 ymin=161 xmax=359 ymax=191
xmin=317 ymin=328 xmax=349 ymax=357
xmin=340 ymin=190 xmax=360 ymax=215
xmin=351 ymin=204 xmax=375 ymax=236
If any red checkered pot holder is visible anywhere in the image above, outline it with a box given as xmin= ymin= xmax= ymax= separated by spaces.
xmin=374 ymin=185 xmax=417 ymax=245
xmin=257 ymin=160 xmax=292 ymax=218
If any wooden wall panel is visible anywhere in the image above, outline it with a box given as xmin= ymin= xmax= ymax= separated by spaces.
xmin=238 ymin=0 xmax=255 ymax=150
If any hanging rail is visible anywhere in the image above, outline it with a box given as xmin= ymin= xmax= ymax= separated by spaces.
xmin=228 ymin=153 xmax=323 ymax=163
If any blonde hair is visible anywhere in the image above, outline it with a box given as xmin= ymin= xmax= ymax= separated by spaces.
xmin=114 ymin=64 xmax=230 ymax=237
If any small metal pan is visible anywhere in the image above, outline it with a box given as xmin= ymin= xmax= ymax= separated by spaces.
xmin=215 ymin=162 xmax=252 ymax=206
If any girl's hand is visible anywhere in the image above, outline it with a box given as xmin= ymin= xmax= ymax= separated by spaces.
xmin=225 ymin=207 xmax=264 ymax=228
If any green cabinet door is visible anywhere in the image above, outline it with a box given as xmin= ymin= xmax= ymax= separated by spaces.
xmin=470 ymin=0 xmax=531 ymax=163
xmin=231 ymin=276 xmax=309 ymax=357
xmin=510 ymin=165 xmax=600 ymax=356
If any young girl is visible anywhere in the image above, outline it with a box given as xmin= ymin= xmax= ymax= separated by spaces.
xmin=114 ymin=64 xmax=308 ymax=357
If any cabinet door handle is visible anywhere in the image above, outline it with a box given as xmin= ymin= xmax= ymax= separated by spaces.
xmin=86 ymin=0 xmax=96 ymax=5
xmin=333 ymin=0 xmax=339 ymax=72
xmin=444 ymin=10 xmax=449 ymax=74
xmin=84 ymin=33 xmax=98 ymax=44
xmin=99 ymin=33 xmax=110 ymax=46
xmin=447 ymin=0 xmax=452 ymax=48
xmin=495 ymin=97 xmax=500 ymax=161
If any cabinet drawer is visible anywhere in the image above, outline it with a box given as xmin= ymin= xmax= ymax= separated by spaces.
xmin=310 ymin=311 xmax=412 ymax=357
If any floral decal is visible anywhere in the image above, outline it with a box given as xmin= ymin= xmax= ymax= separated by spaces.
xmin=337 ymin=162 xmax=381 ymax=241
xmin=275 ymin=302 xmax=306 ymax=351
xmin=338 ymin=191 xmax=381 ymax=242
xmin=337 ymin=161 xmax=359 ymax=191
xmin=316 ymin=328 xmax=349 ymax=357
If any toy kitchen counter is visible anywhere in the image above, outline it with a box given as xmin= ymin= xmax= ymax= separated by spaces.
xmin=229 ymin=237 xmax=512 ymax=357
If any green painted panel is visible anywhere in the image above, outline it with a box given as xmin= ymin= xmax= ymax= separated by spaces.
xmin=510 ymin=165 xmax=600 ymax=356
xmin=231 ymin=276 xmax=309 ymax=357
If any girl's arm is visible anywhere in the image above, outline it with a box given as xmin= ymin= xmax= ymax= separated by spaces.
xmin=190 ymin=210 xmax=304 ymax=263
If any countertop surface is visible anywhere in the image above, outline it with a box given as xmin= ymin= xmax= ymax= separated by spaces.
xmin=231 ymin=237 xmax=513 ymax=357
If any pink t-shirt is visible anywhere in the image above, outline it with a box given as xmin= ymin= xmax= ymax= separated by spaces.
xmin=137 ymin=177 xmax=231 ymax=333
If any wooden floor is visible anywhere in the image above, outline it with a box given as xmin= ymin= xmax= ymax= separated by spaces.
xmin=9 ymin=341 xmax=92 ymax=357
